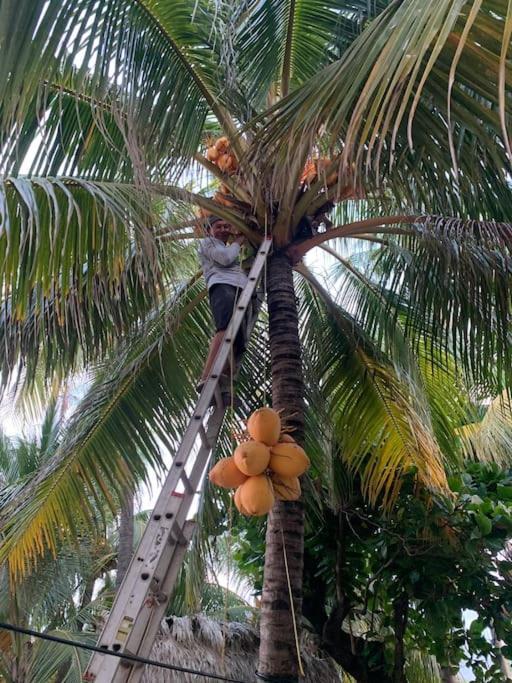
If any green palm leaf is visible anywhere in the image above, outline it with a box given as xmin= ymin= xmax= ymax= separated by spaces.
xmin=253 ymin=0 xmax=511 ymax=213
xmin=311 ymin=215 xmax=512 ymax=390
xmin=0 ymin=0 xmax=213 ymax=173
xmin=370 ymin=216 xmax=512 ymax=388
xmin=0 ymin=277 xmax=211 ymax=579
xmin=235 ymin=0 xmax=391 ymax=106
xmin=0 ymin=177 xmax=164 ymax=386
xmin=298 ymin=266 xmax=450 ymax=508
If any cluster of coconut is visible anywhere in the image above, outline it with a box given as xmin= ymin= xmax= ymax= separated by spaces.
xmin=196 ymin=136 xmax=241 ymax=218
xmin=300 ymin=156 xmax=338 ymax=187
xmin=206 ymin=136 xmax=238 ymax=174
xmin=208 ymin=407 xmax=310 ymax=517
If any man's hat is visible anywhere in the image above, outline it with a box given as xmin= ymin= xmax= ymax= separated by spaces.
xmin=205 ymin=214 xmax=224 ymax=230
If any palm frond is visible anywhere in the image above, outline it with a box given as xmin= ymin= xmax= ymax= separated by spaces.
xmin=405 ymin=651 xmax=443 ymax=683
xmin=318 ymin=241 xmax=472 ymax=470
xmin=236 ymin=0 xmax=391 ymax=107
xmin=369 ymin=216 xmax=512 ymax=389
xmin=297 ymin=266 xmax=449 ymax=509
xmin=460 ymin=391 xmax=512 ymax=466
xmin=385 ymin=98 xmax=512 ymax=220
xmin=1 ymin=71 xmax=134 ymax=180
xmin=0 ymin=176 xmax=165 ymax=388
xmin=0 ymin=0 xmax=213 ymax=177
xmin=0 ymin=277 xmax=212 ymax=580
xmin=252 ymin=0 xmax=512 ymax=213
xmin=23 ymin=628 xmax=94 ymax=683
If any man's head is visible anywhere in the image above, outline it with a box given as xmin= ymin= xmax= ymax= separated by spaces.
xmin=206 ymin=215 xmax=234 ymax=243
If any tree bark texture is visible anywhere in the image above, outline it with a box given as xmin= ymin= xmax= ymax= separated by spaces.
xmin=116 ymin=489 xmax=134 ymax=588
xmin=258 ymin=253 xmax=305 ymax=682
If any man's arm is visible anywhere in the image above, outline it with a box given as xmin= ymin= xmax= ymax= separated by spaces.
xmin=201 ymin=240 xmax=243 ymax=266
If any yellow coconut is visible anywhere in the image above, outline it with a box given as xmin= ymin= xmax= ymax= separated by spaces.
xmin=234 ymin=486 xmax=250 ymax=515
xmin=215 ymin=136 xmax=230 ymax=152
xmin=247 ymin=407 xmax=281 ymax=446
xmin=278 ymin=433 xmax=296 ymax=443
xmin=206 ymin=146 xmax=220 ymax=161
xmin=300 ymin=159 xmax=317 ymax=185
xmin=239 ymin=475 xmax=275 ymax=516
xmin=209 ymin=457 xmax=248 ymax=489
xmin=315 ymin=157 xmax=338 ymax=186
xmin=217 ymin=153 xmax=232 ymax=172
xmin=233 ymin=440 xmax=271 ymax=476
xmin=271 ymin=474 xmax=301 ymax=501
xmin=225 ymin=154 xmax=238 ymax=172
xmin=269 ymin=442 xmax=310 ymax=478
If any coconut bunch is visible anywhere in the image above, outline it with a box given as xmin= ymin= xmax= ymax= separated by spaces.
xmin=208 ymin=407 xmax=310 ymax=517
xmin=300 ymin=156 xmax=338 ymax=187
xmin=206 ymin=136 xmax=238 ymax=175
xmin=199 ymin=136 xmax=242 ymax=215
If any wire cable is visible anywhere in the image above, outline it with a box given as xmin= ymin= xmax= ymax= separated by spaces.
xmin=0 ymin=621 xmax=249 ymax=683
xmin=280 ymin=526 xmax=304 ymax=677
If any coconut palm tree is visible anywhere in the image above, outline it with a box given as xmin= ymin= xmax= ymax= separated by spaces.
xmin=0 ymin=1 xmax=511 ymax=680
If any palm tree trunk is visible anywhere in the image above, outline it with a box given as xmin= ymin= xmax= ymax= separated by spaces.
xmin=116 ymin=489 xmax=134 ymax=588
xmin=258 ymin=253 xmax=305 ymax=682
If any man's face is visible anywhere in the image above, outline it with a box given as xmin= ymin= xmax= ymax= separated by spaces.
xmin=211 ymin=220 xmax=233 ymax=243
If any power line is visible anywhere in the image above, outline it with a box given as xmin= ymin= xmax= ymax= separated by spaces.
xmin=0 ymin=621 xmax=248 ymax=683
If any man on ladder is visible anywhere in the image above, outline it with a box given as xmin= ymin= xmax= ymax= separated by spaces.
xmin=197 ymin=215 xmax=248 ymax=400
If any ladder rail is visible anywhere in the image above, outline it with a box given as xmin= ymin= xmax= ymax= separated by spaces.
xmin=84 ymin=238 xmax=271 ymax=682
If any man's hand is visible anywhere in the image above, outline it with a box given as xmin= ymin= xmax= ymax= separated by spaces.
xmin=233 ymin=233 xmax=246 ymax=245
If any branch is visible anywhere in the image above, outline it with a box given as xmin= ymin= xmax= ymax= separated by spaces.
xmin=287 ymin=215 xmax=420 ymax=260
xmin=152 ymin=184 xmax=262 ymax=243
xmin=281 ymin=0 xmax=296 ymax=97
xmin=193 ymin=154 xmax=252 ymax=204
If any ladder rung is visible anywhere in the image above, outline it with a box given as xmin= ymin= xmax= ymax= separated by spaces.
xmin=180 ymin=471 xmax=194 ymax=494
xmin=214 ymin=385 xmax=224 ymax=410
xmin=198 ymin=424 xmax=209 ymax=448
xmin=169 ymin=522 xmax=189 ymax=547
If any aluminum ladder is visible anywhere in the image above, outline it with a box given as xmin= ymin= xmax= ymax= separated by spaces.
xmin=84 ymin=237 xmax=272 ymax=682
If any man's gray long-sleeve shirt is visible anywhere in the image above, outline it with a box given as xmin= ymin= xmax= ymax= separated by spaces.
xmin=198 ymin=236 xmax=248 ymax=290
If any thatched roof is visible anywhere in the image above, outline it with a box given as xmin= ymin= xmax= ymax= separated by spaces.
xmin=141 ymin=615 xmax=342 ymax=682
